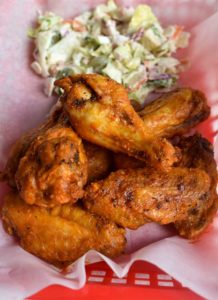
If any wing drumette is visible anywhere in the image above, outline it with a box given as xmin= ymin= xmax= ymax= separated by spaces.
xmin=55 ymin=74 xmax=179 ymax=169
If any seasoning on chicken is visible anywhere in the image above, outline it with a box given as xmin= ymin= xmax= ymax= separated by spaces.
xmin=55 ymin=74 xmax=179 ymax=169
xmin=174 ymin=135 xmax=218 ymax=239
xmin=84 ymin=167 xmax=210 ymax=229
xmin=0 ymin=107 xmax=66 ymax=188
xmin=139 ymin=88 xmax=210 ymax=138
xmin=84 ymin=141 xmax=112 ymax=183
xmin=2 ymin=192 xmax=126 ymax=267
xmin=15 ymin=124 xmax=88 ymax=207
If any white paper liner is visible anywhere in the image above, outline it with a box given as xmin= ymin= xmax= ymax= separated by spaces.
xmin=0 ymin=1 xmax=218 ymax=299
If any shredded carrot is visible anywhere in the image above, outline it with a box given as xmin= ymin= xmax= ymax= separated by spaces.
xmin=135 ymin=77 xmax=148 ymax=90
xmin=144 ymin=61 xmax=151 ymax=69
xmin=172 ymin=26 xmax=183 ymax=40
xmin=130 ymin=76 xmax=148 ymax=93
xmin=63 ymin=19 xmax=86 ymax=32
xmin=144 ymin=60 xmax=149 ymax=67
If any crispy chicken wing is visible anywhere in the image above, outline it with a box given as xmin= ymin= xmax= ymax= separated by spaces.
xmin=0 ymin=107 xmax=88 ymax=207
xmin=174 ymin=135 xmax=218 ymax=239
xmin=84 ymin=167 xmax=210 ymax=229
xmin=0 ymin=107 xmax=65 ymax=188
xmin=139 ymin=88 xmax=210 ymax=138
xmin=2 ymin=192 xmax=126 ymax=267
xmin=84 ymin=141 xmax=112 ymax=183
xmin=55 ymin=74 xmax=179 ymax=169
xmin=15 ymin=124 xmax=87 ymax=207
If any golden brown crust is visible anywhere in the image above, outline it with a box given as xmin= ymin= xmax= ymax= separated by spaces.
xmin=84 ymin=141 xmax=112 ymax=183
xmin=55 ymin=74 xmax=179 ymax=169
xmin=1 ymin=122 xmax=51 ymax=188
xmin=174 ymin=135 xmax=218 ymax=239
xmin=1 ymin=71 xmax=216 ymax=268
xmin=139 ymin=88 xmax=210 ymax=138
xmin=0 ymin=107 xmax=67 ymax=188
xmin=2 ymin=192 xmax=126 ymax=266
xmin=15 ymin=125 xmax=88 ymax=207
xmin=84 ymin=167 xmax=211 ymax=229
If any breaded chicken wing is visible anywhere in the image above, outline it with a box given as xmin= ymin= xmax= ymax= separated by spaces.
xmin=139 ymin=88 xmax=210 ymax=138
xmin=174 ymin=135 xmax=218 ymax=239
xmin=15 ymin=124 xmax=87 ymax=207
xmin=84 ymin=167 xmax=210 ymax=229
xmin=55 ymin=74 xmax=179 ymax=169
xmin=84 ymin=141 xmax=112 ymax=183
xmin=2 ymin=192 xmax=126 ymax=267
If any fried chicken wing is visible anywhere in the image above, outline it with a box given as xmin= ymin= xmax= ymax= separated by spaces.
xmin=84 ymin=167 xmax=210 ymax=229
xmin=174 ymin=135 xmax=218 ymax=239
xmin=55 ymin=74 xmax=179 ymax=169
xmin=0 ymin=107 xmax=65 ymax=188
xmin=2 ymin=192 xmax=126 ymax=267
xmin=139 ymin=88 xmax=210 ymax=138
xmin=84 ymin=141 xmax=112 ymax=183
xmin=15 ymin=124 xmax=88 ymax=207
xmin=1 ymin=121 xmax=52 ymax=188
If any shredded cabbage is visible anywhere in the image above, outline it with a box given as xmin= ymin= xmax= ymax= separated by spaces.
xmin=29 ymin=0 xmax=190 ymax=105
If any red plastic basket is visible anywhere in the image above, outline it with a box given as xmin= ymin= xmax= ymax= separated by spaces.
xmin=29 ymin=261 xmax=203 ymax=299
xmin=1 ymin=1 xmax=218 ymax=299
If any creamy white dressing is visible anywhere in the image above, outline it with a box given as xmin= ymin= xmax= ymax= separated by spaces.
xmin=29 ymin=0 xmax=190 ymax=105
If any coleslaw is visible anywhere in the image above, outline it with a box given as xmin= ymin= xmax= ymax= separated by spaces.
xmin=29 ymin=0 xmax=190 ymax=105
